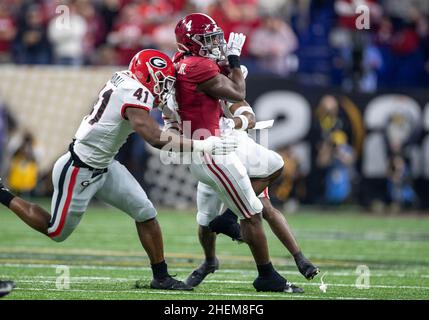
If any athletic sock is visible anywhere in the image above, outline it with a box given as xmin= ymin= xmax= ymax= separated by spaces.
xmin=205 ymin=257 xmax=217 ymax=265
xmin=0 ymin=188 xmax=15 ymax=208
xmin=293 ymin=251 xmax=305 ymax=262
xmin=151 ymin=260 xmax=169 ymax=280
xmin=256 ymin=262 xmax=276 ymax=277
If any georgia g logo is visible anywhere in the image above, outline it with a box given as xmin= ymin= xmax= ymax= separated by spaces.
xmin=81 ymin=180 xmax=90 ymax=187
xmin=149 ymin=57 xmax=167 ymax=69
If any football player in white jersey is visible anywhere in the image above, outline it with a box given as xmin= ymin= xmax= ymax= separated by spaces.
xmin=0 ymin=49 xmax=236 ymax=291
xmin=162 ymin=65 xmax=319 ymax=289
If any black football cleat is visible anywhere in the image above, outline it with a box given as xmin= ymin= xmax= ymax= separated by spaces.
xmin=295 ymin=255 xmax=320 ymax=280
xmin=208 ymin=209 xmax=243 ymax=242
xmin=0 ymin=280 xmax=15 ymax=298
xmin=185 ymin=258 xmax=219 ymax=287
xmin=136 ymin=275 xmax=193 ymax=291
xmin=253 ymin=272 xmax=304 ymax=293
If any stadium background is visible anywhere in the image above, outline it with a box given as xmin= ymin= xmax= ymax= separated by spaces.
xmin=1 ymin=0 xmax=429 ymax=302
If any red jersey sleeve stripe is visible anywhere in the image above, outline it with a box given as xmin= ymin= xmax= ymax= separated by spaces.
xmin=121 ymin=104 xmax=151 ymax=120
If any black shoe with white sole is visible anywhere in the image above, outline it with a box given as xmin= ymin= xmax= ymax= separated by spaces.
xmin=0 ymin=280 xmax=15 ymax=298
xmin=135 ymin=275 xmax=193 ymax=291
xmin=185 ymin=258 xmax=219 ymax=287
xmin=253 ymin=272 xmax=304 ymax=293
xmin=295 ymin=255 xmax=320 ymax=280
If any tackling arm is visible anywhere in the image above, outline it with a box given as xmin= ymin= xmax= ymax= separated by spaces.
xmin=126 ymin=107 xmax=237 ymax=155
xmin=127 ymin=107 xmax=192 ymax=152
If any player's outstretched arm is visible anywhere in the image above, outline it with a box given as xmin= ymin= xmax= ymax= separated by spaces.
xmin=126 ymin=108 xmax=237 ymax=155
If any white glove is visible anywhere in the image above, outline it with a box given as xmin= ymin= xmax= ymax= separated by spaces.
xmin=193 ymin=136 xmax=238 ymax=155
xmin=226 ymin=32 xmax=246 ymax=57
xmin=219 ymin=117 xmax=235 ymax=136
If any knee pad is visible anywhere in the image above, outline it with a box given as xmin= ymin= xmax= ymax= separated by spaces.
xmin=134 ymin=202 xmax=157 ymax=222
xmin=196 ymin=210 xmax=218 ymax=227
xmin=251 ymin=197 xmax=264 ymax=214
xmin=48 ymin=211 xmax=84 ymax=242
xmin=239 ymin=196 xmax=263 ymax=220
xmin=49 ymin=232 xmax=70 ymax=243
xmin=270 ymin=152 xmax=284 ymax=173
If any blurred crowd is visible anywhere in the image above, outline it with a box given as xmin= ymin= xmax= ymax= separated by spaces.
xmin=272 ymin=93 xmax=421 ymax=213
xmin=0 ymin=99 xmax=41 ymax=197
xmin=0 ymin=0 xmax=428 ymax=90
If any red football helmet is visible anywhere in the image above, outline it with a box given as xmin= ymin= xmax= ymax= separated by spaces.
xmin=175 ymin=13 xmax=226 ymax=60
xmin=128 ymin=49 xmax=176 ymax=105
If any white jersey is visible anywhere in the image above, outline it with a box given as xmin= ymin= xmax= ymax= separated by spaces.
xmin=74 ymin=70 xmax=155 ymax=169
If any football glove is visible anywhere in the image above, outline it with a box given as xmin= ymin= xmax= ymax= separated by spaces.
xmin=193 ymin=136 xmax=237 ymax=155
xmin=226 ymin=32 xmax=246 ymax=57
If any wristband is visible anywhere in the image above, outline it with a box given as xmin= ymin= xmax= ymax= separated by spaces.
xmin=0 ymin=189 xmax=15 ymax=208
xmin=237 ymin=115 xmax=249 ymax=131
xmin=228 ymin=55 xmax=241 ymax=69
xmin=234 ymin=106 xmax=255 ymax=117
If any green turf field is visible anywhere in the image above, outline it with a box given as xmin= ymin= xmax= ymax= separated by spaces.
xmin=1 ymin=203 xmax=429 ymax=300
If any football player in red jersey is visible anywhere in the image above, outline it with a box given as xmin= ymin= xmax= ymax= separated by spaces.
xmin=0 ymin=49 xmax=236 ymax=291
xmin=173 ymin=13 xmax=303 ymax=293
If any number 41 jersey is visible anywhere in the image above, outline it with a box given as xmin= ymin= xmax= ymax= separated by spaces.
xmin=74 ymin=70 xmax=154 ymax=169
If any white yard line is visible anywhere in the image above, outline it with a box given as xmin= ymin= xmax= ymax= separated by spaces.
xmin=7 ymin=277 xmax=429 ymax=291
xmin=205 ymin=280 xmax=429 ymax=290
xmin=13 ymin=287 xmax=369 ymax=300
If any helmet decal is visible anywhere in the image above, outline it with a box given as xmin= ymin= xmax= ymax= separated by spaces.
xmin=149 ymin=57 xmax=167 ymax=69
xmin=185 ymin=19 xmax=192 ymax=31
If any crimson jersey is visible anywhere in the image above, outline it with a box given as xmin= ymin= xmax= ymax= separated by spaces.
xmin=174 ymin=55 xmax=223 ymax=138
